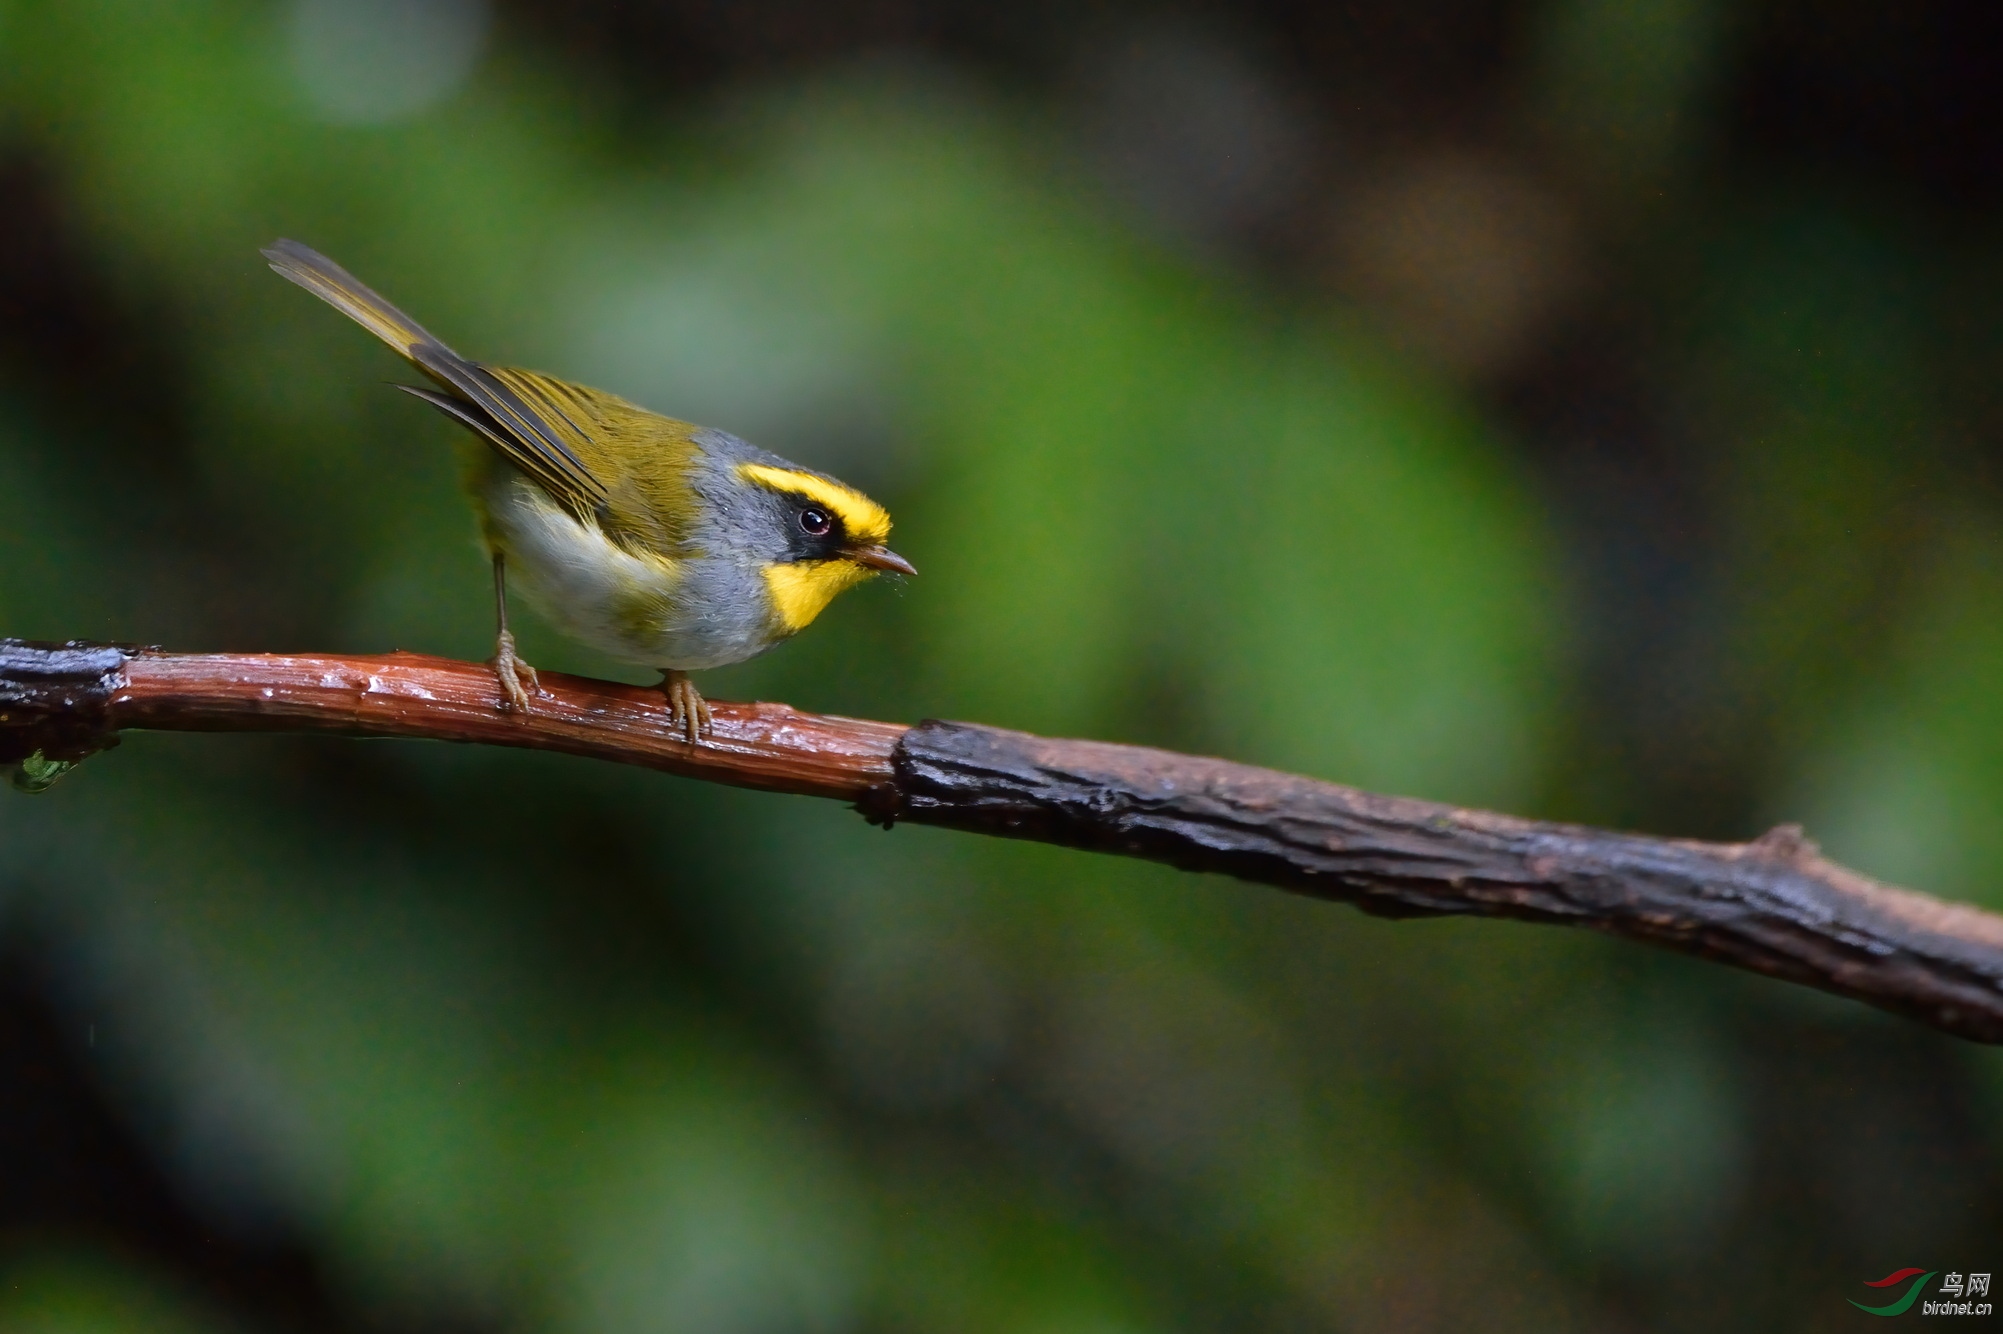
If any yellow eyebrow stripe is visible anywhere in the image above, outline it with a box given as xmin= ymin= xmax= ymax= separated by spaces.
xmin=737 ymin=463 xmax=891 ymax=543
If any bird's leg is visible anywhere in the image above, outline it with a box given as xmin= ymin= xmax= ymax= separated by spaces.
xmin=489 ymin=553 xmax=540 ymax=714
xmin=660 ymin=669 xmax=712 ymax=743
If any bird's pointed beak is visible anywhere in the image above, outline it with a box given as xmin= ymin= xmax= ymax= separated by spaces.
xmin=851 ymin=545 xmax=917 ymax=576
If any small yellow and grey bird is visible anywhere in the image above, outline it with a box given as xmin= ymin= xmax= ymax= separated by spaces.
xmin=263 ymin=239 xmax=913 ymax=740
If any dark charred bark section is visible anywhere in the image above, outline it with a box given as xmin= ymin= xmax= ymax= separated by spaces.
xmin=889 ymin=720 xmax=2003 ymax=1042
xmin=0 ymin=639 xmax=128 ymax=766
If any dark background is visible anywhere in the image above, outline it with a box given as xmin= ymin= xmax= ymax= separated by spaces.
xmin=0 ymin=0 xmax=1998 ymax=1329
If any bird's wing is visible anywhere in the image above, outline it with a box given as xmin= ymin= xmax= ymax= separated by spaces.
xmin=262 ymin=239 xmax=609 ymax=517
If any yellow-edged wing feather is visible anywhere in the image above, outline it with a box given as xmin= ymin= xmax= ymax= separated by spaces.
xmin=481 ymin=369 xmax=705 ymax=552
xmin=262 ymin=239 xmax=609 ymax=517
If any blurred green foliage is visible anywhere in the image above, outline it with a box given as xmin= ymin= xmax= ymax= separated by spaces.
xmin=0 ymin=1 xmax=1998 ymax=1331
xmin=0 ymin=1252 xmax=221 ymax=1334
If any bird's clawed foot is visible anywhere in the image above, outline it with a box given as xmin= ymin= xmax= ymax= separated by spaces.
xmin=490 ymin=630 xmax=541 ymax=714
xmin=661 ymin=669 xmax=712 ymax=743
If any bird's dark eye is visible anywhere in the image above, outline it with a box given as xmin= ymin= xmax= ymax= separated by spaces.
xmin=799 ymin=506 xmax=833 ymax=537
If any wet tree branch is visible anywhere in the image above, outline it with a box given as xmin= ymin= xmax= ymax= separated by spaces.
xmin=6 ymin=638 xmax=2003 ymax=1043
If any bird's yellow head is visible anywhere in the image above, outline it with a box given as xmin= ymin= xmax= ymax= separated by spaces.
xmin=737 ymin=463 xmax=914 ymax=633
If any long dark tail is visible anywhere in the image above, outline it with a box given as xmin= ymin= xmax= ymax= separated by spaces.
xmin=261 ymin=239 xmax=606 ymax=510
xmin=262 ymin=238 xmax=456 ymax=364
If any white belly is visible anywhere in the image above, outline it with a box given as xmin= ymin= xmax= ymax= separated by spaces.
xmin=480 ymin=474 xmax=782 ymax=670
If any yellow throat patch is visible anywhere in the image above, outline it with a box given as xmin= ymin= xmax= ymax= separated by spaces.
xmin=762 ymin=559 xmax=876 ymax=633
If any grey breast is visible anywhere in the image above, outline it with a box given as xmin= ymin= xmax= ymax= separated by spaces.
xmin=651 ymin=428 xmax=818 ymax=669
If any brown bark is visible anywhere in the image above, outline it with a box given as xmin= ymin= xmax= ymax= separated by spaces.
xmin=6 ymin=638 xmax=2003 ymax=1043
